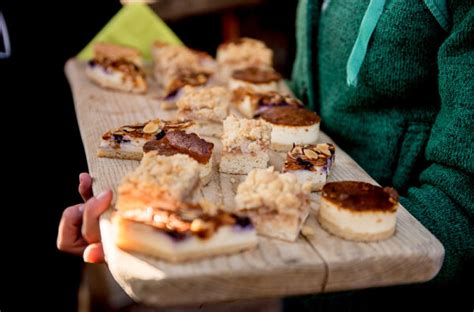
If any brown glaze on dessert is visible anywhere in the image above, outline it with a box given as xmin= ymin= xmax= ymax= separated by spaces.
xmin=232 ymin=66 xmax=281 ymax=84
xmin=143 ymin=130 xmax=214 ymax=164
xmin=260 ymin=106 xmax=320 ymax=126
xmin=165 ymin=70 xmax=210 ymax=96
xmin=322 ymin=181 xmax=399 ymax=212
xmin=284 ymin=144 xmax=336 ymax=171
xmin=116 ymin=206 xmax=252 ymax=240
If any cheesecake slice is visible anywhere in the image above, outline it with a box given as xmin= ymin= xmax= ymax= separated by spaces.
xmin=113 ymin=204 xmax=258 ymax=262
xmin=229 ymin=66 xmax=281 ymax=92
xmin=176 ymin=86 xmax=230 ymax=138
xmin=97 ymin=119 xmax=194 ymax=160
xmin=219 ymin=115 xmax=272 ymax=174
xmin=232 ymin=88 xmax=303 ymax=118
xmin=143 ymin=130 xmax=214 ymax=185
xmin=235 ymin=167 xmax=311 ymax=241
xmin=318 ymin=181 xmax=399 ymax=242
xmin=283 ymin=143 xmax=336 ymax=191
xmin=85 ymin=43 xmax=147 ymax=93
xmin=116 ymin=153 xmax=201 ymax=212
xmin=260 ymin=106 xmax=320 ymax=152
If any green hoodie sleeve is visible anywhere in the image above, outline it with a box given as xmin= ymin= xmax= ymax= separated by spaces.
xmin=400 ymin=1 xmax=474 ymax=284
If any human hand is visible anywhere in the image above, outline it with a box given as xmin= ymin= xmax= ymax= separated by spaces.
xmin=57 ymin=173 xmax=112 ymax=263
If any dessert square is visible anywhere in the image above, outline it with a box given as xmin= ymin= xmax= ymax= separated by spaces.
xmin=116 ymin=153 xmax=201 ymax=212
xmin=283 ymin=143 xmax=336 ymax=191
xmin=235 ymin=167 xmax=311 ymax=241
xmin=219 ymin=115 xmax=272 ymax=174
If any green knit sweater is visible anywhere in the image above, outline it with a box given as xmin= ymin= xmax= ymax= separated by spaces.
xmin=291 ymin=0 xmax=473 ymax=307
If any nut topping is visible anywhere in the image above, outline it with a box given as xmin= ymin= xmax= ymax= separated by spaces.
xmin=303 ymin=149 xmax=319 ymax=160
xmin=143 ymin=120 xmax=163 ymax=134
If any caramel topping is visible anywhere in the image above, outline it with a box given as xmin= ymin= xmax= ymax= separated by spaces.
xmin=165 ymin=70 xmax=210 ymax=96
xmin=143 ymin=130 xmax=214 ymax=164
xmin=260 ymin=106 xmax=320 ymax=126
xmin=322 ymin=181 xmax=399 ymax=212
xmin=232 ymin=66 xmax=281 ymax=84
xmin=116 ymin=206 xmax=252 ymax=240
xmin=89 ymin=58 xmax=145 ymax=79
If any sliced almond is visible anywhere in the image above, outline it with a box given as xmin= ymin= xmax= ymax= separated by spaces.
xmin=304 ymin=149 xmax=319 ymax=160
xmin=122 ymin=127 xmax=136 ymax=132
xmin=317 ymin=144 xmax=331 ymax=156
xmin=292 ymin=145 xmax=303 ymax=155
xmin=143 ymin=121 xmax=160 ymax=134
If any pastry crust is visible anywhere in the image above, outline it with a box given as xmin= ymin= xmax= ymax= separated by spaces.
xmin=235 ymin=167 xmax=311 ymax=241
xmin=116 ymin=153 xmax=201 ymax=212
xmin=219 ymin=116 xmax=271 ymax=174
xmin=177 ymin=86 xmax=230 ymax=122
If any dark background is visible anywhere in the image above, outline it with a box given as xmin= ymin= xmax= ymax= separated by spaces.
xmin=0 ymin=1 xmax=296 ymax=311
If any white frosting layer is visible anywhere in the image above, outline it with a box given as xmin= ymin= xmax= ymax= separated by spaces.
xmin=290 ymin=170 xmax=327 ymax=191
xmin=319 ymin=199 xmax=397 ymax=235
xmin=269 ymin=122 xmax=320 ymax=146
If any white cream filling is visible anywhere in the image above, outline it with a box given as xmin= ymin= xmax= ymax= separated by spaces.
xmin=99 ymin=138 xmax=146 ymax=153
xmin=290 ymin=170 xmax=327 ymax=191
xmin=269 ymin=122 xmax=320 ymax=146
xmin=319 ymin=199 xmax=397 ymax=234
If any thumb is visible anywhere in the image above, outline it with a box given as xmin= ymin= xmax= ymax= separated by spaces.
xmin=83 ymin=242 xmax=105 ymax=263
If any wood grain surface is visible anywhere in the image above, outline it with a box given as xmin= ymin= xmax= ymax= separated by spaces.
xmin=65 ymin=59 xmax=444 ymax=307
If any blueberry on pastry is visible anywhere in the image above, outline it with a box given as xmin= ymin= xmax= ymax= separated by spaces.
xmin=318 ymin=181 xmax=399 ymax=242
xmin=219 ymin=115 xmax=272 ymax=174
xmin=283 ymin=143 xmax=336 ymax=191
xmin=235 ymin=167 xmax=312 ymax=242
xmin=85 ymin=43 xmax=147 ymax=94
xmin=113 ymin=202 xmax=258 ymax=262
xmin=260 ymin=106 xmax=321 ymax=152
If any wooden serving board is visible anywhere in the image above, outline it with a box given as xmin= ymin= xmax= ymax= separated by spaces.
xmin=65 ymin=59 xmax=444 ymax=307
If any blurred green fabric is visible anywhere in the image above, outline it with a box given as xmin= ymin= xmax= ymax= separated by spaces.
xmin=77 ymin=3 xmax=182 ymax=60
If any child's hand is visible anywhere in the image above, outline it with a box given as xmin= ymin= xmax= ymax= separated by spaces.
xmin=57 ymin=173 xmax=112 ymax=263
